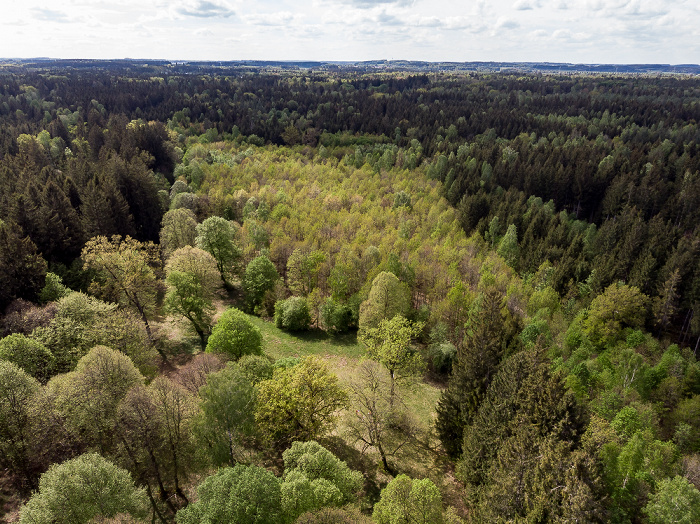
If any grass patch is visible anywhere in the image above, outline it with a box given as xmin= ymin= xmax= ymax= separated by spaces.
xmin=247 ymin=315 xmax=447 ymax=482
xmin=248 ymin=315 xmax=362 ymax=360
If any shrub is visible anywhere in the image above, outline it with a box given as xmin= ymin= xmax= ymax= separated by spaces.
xmin=428 ymin=342 xmax=457 ymax=374
xmin=206 ymin=308 xmax=263 ymax=360
xmin=275 ymin=297 xmax=311 ymax=332
xmin=238 ymin=354 xmax=274 ymax=385
xmin=0 ymin=333 xmax=54 ymax=382
xmin=320 ymin=298 xmax=354 ymax=334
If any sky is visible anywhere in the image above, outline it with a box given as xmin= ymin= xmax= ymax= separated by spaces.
xmin=1 ymin=0 xmax=699 ymax=64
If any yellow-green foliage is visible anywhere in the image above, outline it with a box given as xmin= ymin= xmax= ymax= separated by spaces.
xmin=188 ymin=145 xmax=523 ymax=337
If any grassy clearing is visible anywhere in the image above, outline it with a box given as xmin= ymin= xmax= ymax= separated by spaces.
xmin=249 ymin=313 xmax=443 ymax=435
xmin=248 ymin=315 xmax=363 ymax=360
xmin=249 ymin=314 xmax=449 ymax=492
xmin=152 ymin=307 xmax=459 ymax=513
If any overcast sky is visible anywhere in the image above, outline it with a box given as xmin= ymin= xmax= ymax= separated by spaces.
xmin=1 ymin=0 xmax=698 ymax=64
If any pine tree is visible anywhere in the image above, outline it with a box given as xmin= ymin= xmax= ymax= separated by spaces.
xmin=653 ymin=268 xmax=681 ymax=332
xmin=458 ymin=346 xmax=601 ymax=522
xmin=435 ymin=285 xmax=518 ymax=457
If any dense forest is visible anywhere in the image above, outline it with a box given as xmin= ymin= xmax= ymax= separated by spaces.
xmin=1 ymin=63 xmax=699 ymax=523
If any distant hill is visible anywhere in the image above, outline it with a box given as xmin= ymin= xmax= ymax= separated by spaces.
xmin=1 ymin=58 xmax=698 ymax=75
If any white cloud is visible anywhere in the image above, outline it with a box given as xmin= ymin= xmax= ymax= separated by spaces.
xmin=33 ymin=8 xmax=72 ymax=23
xmin=513 ymin=0 xmax=539 ymax=10
xmin=174 ymin=0 xmax=234 ymax=18
xmin=552 ymin=28 xmax=590 ymax=41
xmin=410 ymin=15 xmax=484 ymax=32
xmin=416 ymin=17 xmax=442 ymax=27
xmin=244 ymin=11 xmax=298 ymax=26
xmin=621 ymin=0 xmax=669 ymax=19
xmin=496 ymin=18 xmax=519 ymax=30
xmin=376 ymin=11 xmax=403 ymax=25
xmin=339 ymin=0 xmax=413 ymax=8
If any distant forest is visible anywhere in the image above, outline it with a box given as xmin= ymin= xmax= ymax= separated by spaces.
xmin=1 ymin=66 xmax=698 ymax=336
xmin=1 ymin=63 xmax=699 ymax=523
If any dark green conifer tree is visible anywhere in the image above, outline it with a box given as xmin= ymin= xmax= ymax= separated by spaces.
xmin=459 ymin=346 xmax=603 ymax=522
xmin=435 ymin=285 xmax=519 ymax=457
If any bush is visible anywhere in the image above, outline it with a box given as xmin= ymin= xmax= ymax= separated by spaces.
xmin=319 ymin=298 xmax=354 ymax=334
xmin=206 ymin=308 xmax=263 ymax=360
xmin=238 ymin=354 xmax=274 ymax=385
xmin=0 ymin=333 xmax=54 ymax=382
xmin=275 ymin=297 xmax=311 ymax=332
xmin=274 ymin=357 xmax=301 ymax=369
xmin=428 ymin=342 xmax=457 ymax=374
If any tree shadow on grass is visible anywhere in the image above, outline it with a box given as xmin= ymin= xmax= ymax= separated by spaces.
xmin=288 ymin=328 xmax=358 ymax=347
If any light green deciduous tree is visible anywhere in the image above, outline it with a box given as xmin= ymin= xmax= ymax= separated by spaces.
xmin=373 ymin=474 xmax=443 ymax=524
xmin=193 ymin=362 xmax=257 ymax=466
xmin=280 ymin=440 xmax=362 ymax=520
xmin=583 ymin=283 xmax=649 ymax=348
xmin=286 ymin=248 xmax=326 ymax=297
xmin=358 ymin=271 xmax=410 ymax=333
xmin=19 ymin=453 xmax=148 ymax=524
xmin=206 ymin=308 xmax=262 ymax=360
xmin=255 ymin=357 xmax=348 ymax=447
xmin=643 ymin=475 xmax=700 ymax=524
xmin=165 ymin=246 xmax=222 ymax=349
xmin=244 ymin=255 xmax=280 ymax=313
xmin=195 ymin=215 xmax=242 ymax=287
xmin=160 ymin=208 xmax=198 ymax=259
xmin=275 ymin=296 xmax=311 ymax=332
xmin=81 ymin=235 xmax=161 ymax=346
xmin=47 ymin=345 xmax=144 ymax=455
xmin=360 ymin=315 xmax=424 ymax=407
xmin=0 ymin=360 xmax=41 ymax=487
xmin=0 ymin=333 xmax=54 ymax=383
xmin=175 ymin=464 xmax=282 ymax=524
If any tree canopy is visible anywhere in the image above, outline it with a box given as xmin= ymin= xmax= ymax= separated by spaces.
xmin=176 ymin=464 xmax=282 ymax=524
xmin=206 ymin=307 xmax=263 ymax=360
xmin=373 ymin=474 xmax=444 ymax=524
xmin=358 ymin=272 xmax=410 ymax=333
xmin=255 ymin=357 xmax=348 ymax=447
xmin=81 ymin=235 xmax=161 ymax=346
xmin=19 ymin=453 xmax=148 ymax=524
xmin=195 ymin=216 xmax=242 ymax=287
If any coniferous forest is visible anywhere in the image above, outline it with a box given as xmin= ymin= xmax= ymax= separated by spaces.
xmin=1 ymin=62 xmax=699 ymax=523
